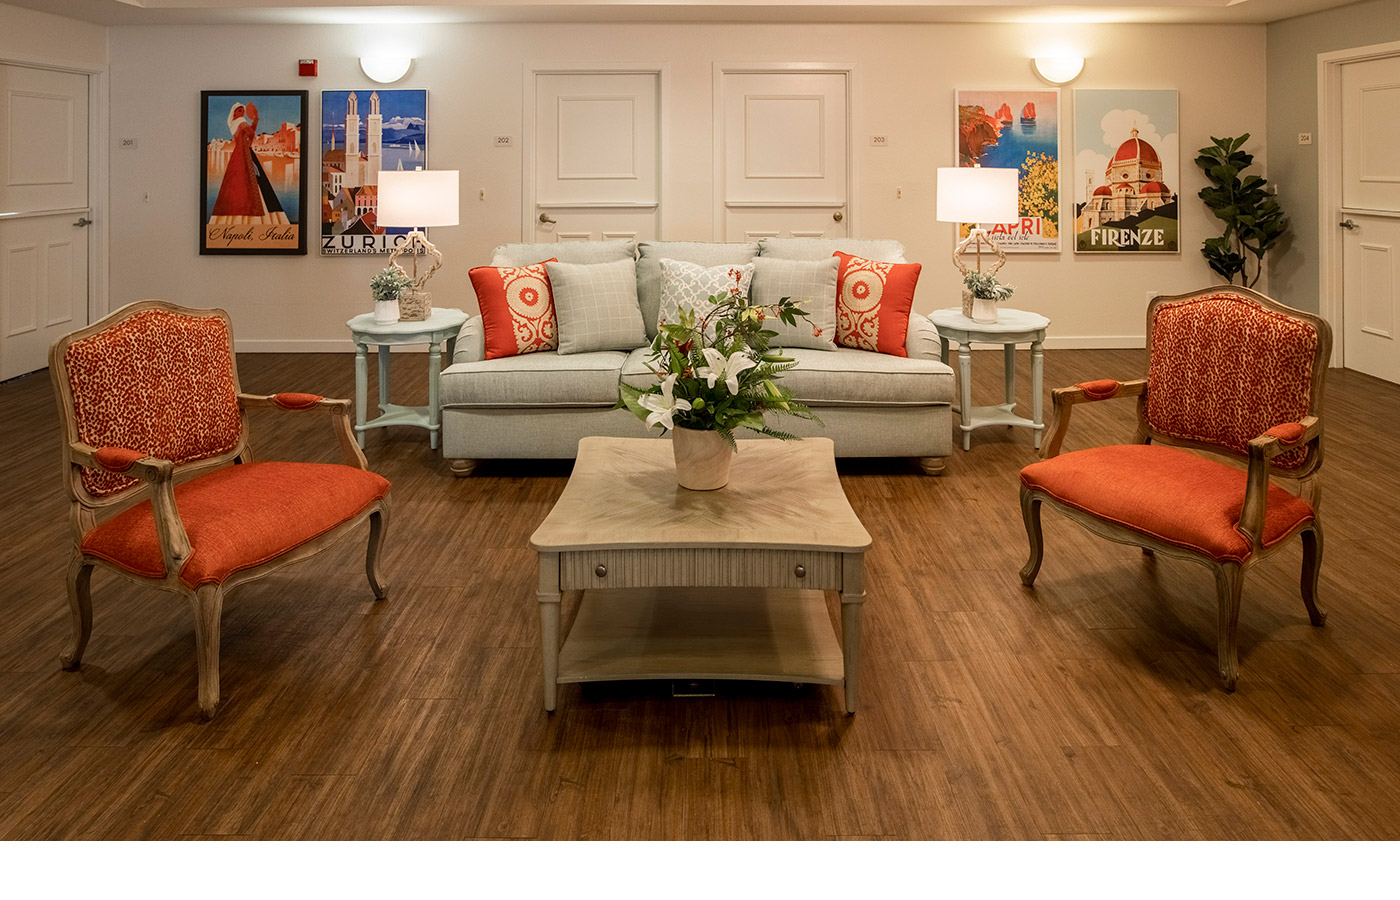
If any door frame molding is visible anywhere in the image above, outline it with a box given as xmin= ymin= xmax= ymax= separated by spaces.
xmin=0 ymin=55 xmax=108 ymax=330
xmin=712 ymin=61 xmax=858 ymax=241
xmin=521 ymin=61 xmax=669 ymax=242
xmin=1317 ymin=38 xmax=1400 ymax=367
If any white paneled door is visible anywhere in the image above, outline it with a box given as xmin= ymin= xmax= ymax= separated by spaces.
xmin=716 ymin=66 xmax=850 ymax=241
xmin=1341 ymin=54 xmax=1400 ymax=383
xmin=0 ymin=63 xmax=89 ymax=380
xmin=529 ymin=70 xmax=660 ymax=244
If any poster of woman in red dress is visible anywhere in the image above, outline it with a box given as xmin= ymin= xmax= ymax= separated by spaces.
xmin=200 ymin=90 xmax=307 ymax=255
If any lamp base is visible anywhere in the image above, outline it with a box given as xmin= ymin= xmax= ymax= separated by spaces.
xmin=399 ymin=289 xmax=431 ymax=322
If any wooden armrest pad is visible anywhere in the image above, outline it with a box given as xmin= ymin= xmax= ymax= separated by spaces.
xmin=1249 ymin=417 xmax=1321 ymax=457
xmin=71 ymin=443 xmax=173 ymax=481
xmin=93 ymin=446 xmax=149 ymax=473
xmin=239 ymin=392 xmax=350 ymax=413
xmin=1054 ymin=378 xmax=1146 ymax=405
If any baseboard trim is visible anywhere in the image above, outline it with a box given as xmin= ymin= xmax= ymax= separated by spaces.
xmin=235 ymin=335 xmax=1147 ymax=353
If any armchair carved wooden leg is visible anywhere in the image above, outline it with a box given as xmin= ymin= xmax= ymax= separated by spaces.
xmin=189 ymin=585 xmax=225 ymax=719
xmin=366 ymin=502 xmax=390 ymax=601
xmin=1019 ymin=488 xmax=1044 ymax=587
xmin=60 ymin=557 xmax=93 ymax=670
xmin=1301 ymin=523 xmax=1327 ymax=627
xmin=1213 ymin=563 xmax=1244 ymax=692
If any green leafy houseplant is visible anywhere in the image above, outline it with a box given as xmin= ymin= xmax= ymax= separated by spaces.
xmin=1195 ymin=134 xmax=1289 ymax=287
xmin=963 ymin=270 xmax=1016 ymax=302
xmin=618 ymin=285 xmax=821 ymax=450
xmin=370 ymin=265 xmax=413 ymax=304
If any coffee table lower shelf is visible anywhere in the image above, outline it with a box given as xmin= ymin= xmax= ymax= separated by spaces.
xmin=556 ymin=586 xmax=845 ymax=685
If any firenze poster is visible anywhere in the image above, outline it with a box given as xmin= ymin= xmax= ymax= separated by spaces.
xmin=320 ymin=89 xmax=428 ymax=256
xmin=200 ymin=90 xmax=308 ymax=255
xmin=1072 ymin=89 xmax=1180 ymax=253
xmin=955 ymin=88 xmax=1061 ymax=253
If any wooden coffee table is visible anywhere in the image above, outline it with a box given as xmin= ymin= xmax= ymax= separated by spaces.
xmin=529 ymin=436 xmax=872 ymax=713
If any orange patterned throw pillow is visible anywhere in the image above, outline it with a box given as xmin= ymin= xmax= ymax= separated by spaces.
xmin=833 ymin=251 xmax=922 ymax=357
xmin=469 ymin=259 xmax=559 ymax=360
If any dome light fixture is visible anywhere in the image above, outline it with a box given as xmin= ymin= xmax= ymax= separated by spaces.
xmin=359 ymin=56 xmax=413 ymax=84
xmin=1032 ymin=56 xmax=1085 ymax=86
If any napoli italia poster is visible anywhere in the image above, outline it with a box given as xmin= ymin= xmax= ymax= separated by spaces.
xmin=1073 ymin=89 xmax=1180 ymax=253
xmin=320 ymin=89 xmax=428 ymax=256
xmin=200 ymin=90 xmax=308 ymax=255
xmin=955 ymin=88 xmax=1061 ymax=253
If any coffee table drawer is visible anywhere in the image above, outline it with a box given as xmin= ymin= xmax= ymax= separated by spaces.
xmin=559 ymin=548 xmax=842 ymax=591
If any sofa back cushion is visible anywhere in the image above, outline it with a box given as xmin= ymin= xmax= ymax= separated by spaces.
xmin=758 ymin=237 xmax=907 ymax=263
xmin=547 ymin=258 xmax=649 ymax=354
xmin=637 ymin=241 xmax=759 ymax=338
xmin=749 ymin=256 xmax=839 ymax=351
xmin=491 ymin=239 xmax=636 ymax=267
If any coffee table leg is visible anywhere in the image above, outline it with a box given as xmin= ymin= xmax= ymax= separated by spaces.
xmin=840 ymin=552 xmax=866 ymax=715
xmin=537 ymin=552 xmax=560 ymax=712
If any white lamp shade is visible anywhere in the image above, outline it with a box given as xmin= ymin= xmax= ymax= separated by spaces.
xmin=376 ymin=170 xmax=460 ymax=228
xmin=360 ymin=56 xmax=412 ymax=84
xmin=1033 ymin=56 xmax=1085 ymax=85
xmin=936 ymin=167 xmax=1019 ymax=225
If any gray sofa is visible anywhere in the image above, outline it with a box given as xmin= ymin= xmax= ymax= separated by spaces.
xmin=440 ymin=237 xmax=955 ymax=475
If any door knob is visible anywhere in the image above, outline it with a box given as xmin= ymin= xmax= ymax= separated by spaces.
xmin=539 ymin=213 xmax=556 ymax=225
xmin=1339 ymin=219 xmax=1358 ymax=230
xmin=833 ymin=211 xmax=844 ymax=223
xmin=73 ymin=217 xmax=92 ymax=227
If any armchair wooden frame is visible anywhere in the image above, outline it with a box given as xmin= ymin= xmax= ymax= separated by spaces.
xmin=1019 ymin=286 xmax=1332 ymax=690
xmin=50 ymin=300 xmax=391 ymax=719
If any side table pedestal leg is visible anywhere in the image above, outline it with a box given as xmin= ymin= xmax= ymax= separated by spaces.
xmin=354 ymin=343 xmax=368 ymax=449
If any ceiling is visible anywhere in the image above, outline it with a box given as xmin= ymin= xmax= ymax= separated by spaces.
xmin=4 ymin=0 xmax=1371 ymax=27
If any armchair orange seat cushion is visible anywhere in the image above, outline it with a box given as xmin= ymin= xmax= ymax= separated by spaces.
xmin=80 ymin=462 xmax=390 ymax=588
xmin=1020 ymin=444 xmax=1315 ymax=564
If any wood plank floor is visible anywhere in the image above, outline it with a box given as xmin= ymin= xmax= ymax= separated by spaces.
xmin=1 ymin=347 xmax=1398 ymax=840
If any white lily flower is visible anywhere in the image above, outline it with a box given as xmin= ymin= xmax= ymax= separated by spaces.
xmin=638 ymin=373 xmax=691 ymax=431
xmin=697 ymin=347 xmax=757 ymax=395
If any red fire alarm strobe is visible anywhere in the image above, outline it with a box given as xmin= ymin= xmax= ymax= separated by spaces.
xmin=299 ymin=59 xmax=318 ymax=77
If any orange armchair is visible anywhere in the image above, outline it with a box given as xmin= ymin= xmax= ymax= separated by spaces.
xmin=50 ymin=300 xmax=392 ymax=718
xmin=1018 ymin=287 xmax=1331 ymax=690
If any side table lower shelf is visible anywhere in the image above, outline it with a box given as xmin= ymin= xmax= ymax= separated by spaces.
xmin=557 ymin=587 xmax=845 ymax=685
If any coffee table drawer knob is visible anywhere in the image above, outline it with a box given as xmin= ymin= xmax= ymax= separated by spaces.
xmin=595 ymin=564 xmax=607 ymax=578
xmin=794 ymin=564 xmax=806 ymax=579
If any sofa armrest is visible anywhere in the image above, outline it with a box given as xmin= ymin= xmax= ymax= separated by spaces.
xmin=905 ymin=313 xmax=942 ymax=361
xmin=453 ymin=316 xmax=485 ymax=364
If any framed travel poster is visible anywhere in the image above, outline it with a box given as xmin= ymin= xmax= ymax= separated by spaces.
xmin=320 ymin=88 xmax=428 ymax=256
xmin=954 ymin=88 xmax=1061 ymax=253
xmin=1073 ymin=89 xmax=1180 ymax=253
xmin=200 ymin=90 xmax=308 ymax=255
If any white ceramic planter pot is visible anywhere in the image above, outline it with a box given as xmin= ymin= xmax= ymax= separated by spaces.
xmin=373 ymin=298 xmax=401 ymax=324
xmin=970 ymin=294 xmax=999 ymax=324
xmin=672 ymin=427 xmax=733 ymax=491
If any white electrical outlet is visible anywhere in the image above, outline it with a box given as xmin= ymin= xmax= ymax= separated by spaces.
xmin=1298 ymin=132 xmax=1313 ymax=145
xmin=494 ymin=135 xmax=513 ymax=147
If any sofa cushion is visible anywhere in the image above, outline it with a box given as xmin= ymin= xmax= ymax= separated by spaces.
xmin=491 ymin=238 xmax=636 ymax=267
xmin=758 ymin=237 xmax=907 ymax=263
xmin=749 ymin=256 xmax=839 ymax=351
xmin=622 ymin=346 xmax=953 ymax=407
xmin=469 ymin=259 xmax=558 ymax=359
xmin=637 ymin=241 xmax=759 ymax=337
xmin=547 ymin=258 xmax=649 ymax=354
xmin=835 ymin=252 xmax=922 ymax=357
xmin=657 ymin=259 xmax=754 ymax=332
xmin=442 ymin=351 xmax=629 ymax=408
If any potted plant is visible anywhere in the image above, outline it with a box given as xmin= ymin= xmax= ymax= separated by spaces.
xmin=1195 ymin=134 xmax=1289 ymax=287
xmin=618 ymin=283 xmax=821 ymax=490
xmin=962 ymin=270 xmax=1015 ymax=324
xmin=369 ymin=264 xmax=413 ymax=324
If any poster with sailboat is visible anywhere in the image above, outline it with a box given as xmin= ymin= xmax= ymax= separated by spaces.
xmin=320 ymin=89 xmax=428 ymax=256
xmin=954 ymin=88 xmax=1061 ymax=253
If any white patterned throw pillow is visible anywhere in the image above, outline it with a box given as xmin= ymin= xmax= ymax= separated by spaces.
xmin=656 ymin=259 xmax=755 ymax=331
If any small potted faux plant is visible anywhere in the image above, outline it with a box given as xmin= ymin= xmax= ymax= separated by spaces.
xmin=618 ymin=279 xmax=821 ymax=490
xmin=962 ymin=270 xmax=1016 ymax=324
xmin=370 ymin=265 xmax=413 ymax=324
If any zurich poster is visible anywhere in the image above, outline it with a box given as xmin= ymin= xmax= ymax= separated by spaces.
xmin=320 ymin=89 xmax=428 ymax=256
xmin=955 ymin=88 xmax=1061 ymax=253
xmin=1072 ymin=89 xmax=1180 ymax=253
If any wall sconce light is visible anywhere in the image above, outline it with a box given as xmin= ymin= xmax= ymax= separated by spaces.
xmin=360 ymin=56 xmax=413 ymax=84
xmin=1032 ymin=56 xmax=1085 ymax=86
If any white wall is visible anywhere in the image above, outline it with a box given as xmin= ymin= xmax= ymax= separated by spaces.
xmin=0 ymin=2 xmax=105 ymax=70
xmin=106 ymin=20 xmax=1266 ymax=350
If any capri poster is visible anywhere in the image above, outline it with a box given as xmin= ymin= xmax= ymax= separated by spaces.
xmin=1073 ymin=89 xmax=1180 ymax=253
xmin=955 ymin=88 xmax=1061 ymax=253
xmin=320 ymin=89 xmax=428 ymax=255
xmin=200 ymin=91 xmax=308 ymax=255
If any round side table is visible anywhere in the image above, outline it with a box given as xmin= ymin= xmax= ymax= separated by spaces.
xmin=346 ymin=307 xmax=468 ymax=450
xmin=928 ymin=307 xmax=1051 ymax=451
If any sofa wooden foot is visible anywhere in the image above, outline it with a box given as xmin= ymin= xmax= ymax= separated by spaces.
xmin=918 ymin=456 xmax=946 ymax=476
xmin=448 ymin=458 xmax=478 ymax=477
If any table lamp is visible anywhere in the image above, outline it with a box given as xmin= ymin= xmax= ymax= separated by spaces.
xmin=936 ymin=166 xmax=1019 ymax=276
xmin=377 ymin=168 xmax=460 ymax=321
